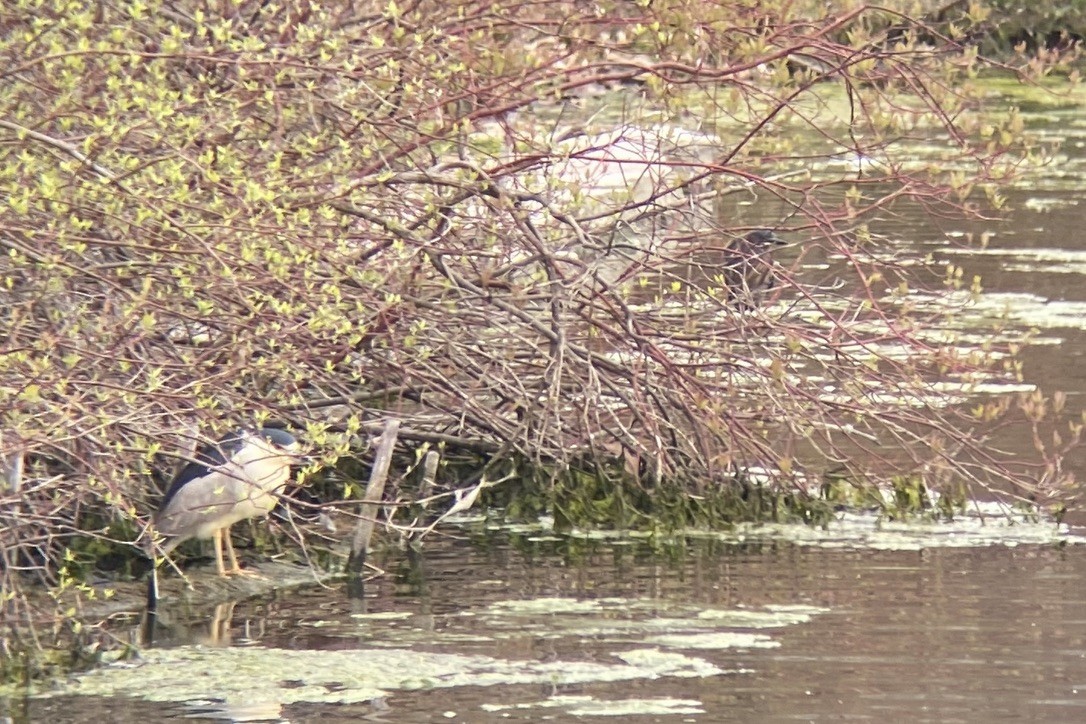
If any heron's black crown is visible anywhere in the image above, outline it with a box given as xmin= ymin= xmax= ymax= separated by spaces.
xmin=257 ymin=427 xmax=297 ymax=450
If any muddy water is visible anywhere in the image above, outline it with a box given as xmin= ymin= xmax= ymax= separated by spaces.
xmin=17 ymin=530 xmax=1086 ymax=722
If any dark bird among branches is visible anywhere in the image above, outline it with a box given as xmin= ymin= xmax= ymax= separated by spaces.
xmin=722 ymin=229 xmax=788 ymax=305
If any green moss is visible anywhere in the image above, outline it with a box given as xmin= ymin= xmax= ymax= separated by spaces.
xmin=485 ymin=456 xmax=838 ymax=532
xmin=821 ymin=468 xmax=968 ymax=521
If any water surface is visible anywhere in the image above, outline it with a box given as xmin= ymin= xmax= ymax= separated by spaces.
xmin=17 ymin=523 xmax=1086 ymax=723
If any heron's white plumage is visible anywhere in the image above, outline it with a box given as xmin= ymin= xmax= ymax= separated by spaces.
xmin=151 ymin=430 xmax=298 ymax=573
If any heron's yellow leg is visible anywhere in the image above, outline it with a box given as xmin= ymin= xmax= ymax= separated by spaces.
xmin=223 ymin=528 xmax=241 ymax=574
xmin=223 ymin=527 xmax=262 ymax=577
xmin=213 ymin=528 xmax=228 ymax=577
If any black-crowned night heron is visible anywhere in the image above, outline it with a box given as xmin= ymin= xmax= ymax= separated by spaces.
xmin=149 ymin=427 xmax=301 ymax=578
xmin=723 ymin=229 xmax=787 ymax=304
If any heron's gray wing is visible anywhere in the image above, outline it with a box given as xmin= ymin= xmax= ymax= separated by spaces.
xmin=158 ymin=430 xmax=246 ymax=509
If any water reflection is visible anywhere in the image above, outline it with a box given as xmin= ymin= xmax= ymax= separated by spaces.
xmin=25 ymin=530 xmax=1086 ymax=722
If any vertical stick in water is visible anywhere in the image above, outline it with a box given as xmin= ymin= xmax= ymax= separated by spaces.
xmin=347 ymin=419 xmax=400 ymax=592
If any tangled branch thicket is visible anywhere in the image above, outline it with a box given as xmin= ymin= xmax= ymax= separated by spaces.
xmin=0 ymin=0 xmax=1079 ymax=614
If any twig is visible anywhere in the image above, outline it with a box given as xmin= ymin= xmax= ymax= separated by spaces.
xmin=0 ymin=119 xmax=131 ymax=193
